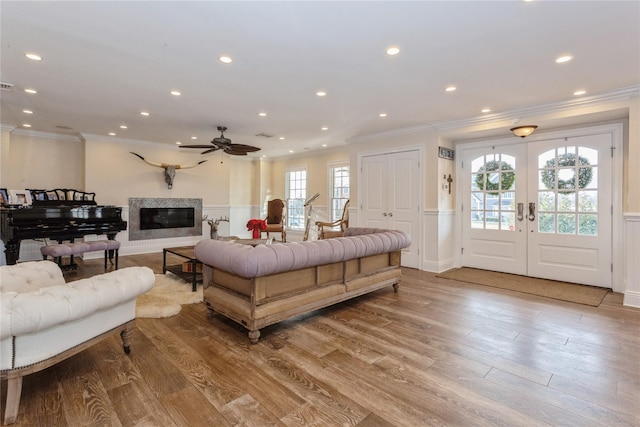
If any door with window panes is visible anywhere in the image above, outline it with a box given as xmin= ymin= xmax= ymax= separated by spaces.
xmin=462 ymin=132 xmax=612 ymax=287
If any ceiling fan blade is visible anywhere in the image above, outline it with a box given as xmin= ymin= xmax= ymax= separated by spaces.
xmin=180 ymin=144 xmax=216 ymax=149
xmin=227 ymin=143 xmax=261 ymax=152
xmin=224 ymin=149 xmax=248 ymax=156
xmin=201 ymin=147 xmax=221 ymax=155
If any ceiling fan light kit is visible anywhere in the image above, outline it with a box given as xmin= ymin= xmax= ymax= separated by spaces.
xmin=180 ymin=126 xmax=261 ymax=156
xmin=510 ymin=125 xmax=538 ymax=138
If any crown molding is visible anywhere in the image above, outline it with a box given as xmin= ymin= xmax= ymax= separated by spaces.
xmin=80 ymin=133 xmax=260 ymax=163
xmin=9 ymin=127 xmax=82 ymax=142
xmin=347 ymin=85 xmax=639 ymax=143
xmin=1 ymin=124 xmax=16 ymax=133
xmin=80 ymin=133 xmax=174 ymax=149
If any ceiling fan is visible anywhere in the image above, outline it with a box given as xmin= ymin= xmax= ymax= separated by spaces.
xmin=179 ymin=126 xmax=261 ymax=156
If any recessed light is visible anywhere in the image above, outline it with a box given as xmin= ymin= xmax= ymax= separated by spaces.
xmin=219 ymin=56 xmax=233 ymax=64
xmin=262 ymin=155 xmax=267 ymax=158
xmin=481 ymin=108 xmax=491 ymax=113
xmin=573 ymin=90 xmax=586 ymax=96
xmin=25 ymin=53 xmax=42 ymax=61
xmin=258 ymin=112 xmax=267 ymax=117
xmin=322 ymin=144 xmax=327 ymax=147
xmin=23 ymin=110 xmax=33 ymax=114
xmin=120 ymin=125 xmax=128 ymax=129
xmin=22 ymin=123 xmax=32 ymax=128
xmin=171 ymin=90 xmax=181 ymax=96
xmin=555 ymin=55 xmax=573 ymax=63
xmin=140 ymin=111 xmax=150 ymax=116
xmin=289 ymin=150 xmax=294 ymax=153
xmin=379 ymin=113 xmax=387 ymax=117
xmin=321 ymin=127 xmax=328 ymax=131
xmin=386 ymin=47 xmax=400 ymax=56
xmin=24 ymin=88 xmax=37 ymax=94
xmin=279 ymin=137 xmax=285 ymax=140
xmin=176 ymin=141 xmax=182 ymax=145
xmin=109 ymin=132 xmax=116 ymax=136
xmin=316 ymin=91 xmax=326 ymax=97
xmin=445 ymin=86 xmax=457 ymax=92
xmin=191 ymin=136 xmax=197 ymax=140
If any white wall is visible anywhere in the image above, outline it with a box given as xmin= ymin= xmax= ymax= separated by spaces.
xmin=1 ymin=130 xmax=84 ymax=190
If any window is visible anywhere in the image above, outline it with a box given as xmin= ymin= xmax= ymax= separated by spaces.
xmin=329 ymin=164 xmax=350 ymax=222
xmin=470 ymin=153 xmax=516 ymax=231
xmin=285 ymin=167 xmax=307 ymax=230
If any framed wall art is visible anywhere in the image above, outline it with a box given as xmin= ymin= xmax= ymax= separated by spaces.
xmin=438 ymin=146 xmax=455 ymax=160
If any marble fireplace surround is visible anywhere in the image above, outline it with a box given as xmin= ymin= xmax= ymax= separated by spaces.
xmin=129 ymin=198 xmax=202 ymax=241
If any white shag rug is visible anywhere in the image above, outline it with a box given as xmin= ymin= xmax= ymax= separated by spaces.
xmin=136 ymin=273 xmax=203 ymax=318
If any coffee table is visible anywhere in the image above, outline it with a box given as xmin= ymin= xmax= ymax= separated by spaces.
xmin=162 ymin=245 xmax=202 ymax=292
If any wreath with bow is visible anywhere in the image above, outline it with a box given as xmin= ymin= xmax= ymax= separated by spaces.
xmin=540 ymin=153 xmax=592 ymax=191
xmin=475 ymin=160 xmax=515 ymax=193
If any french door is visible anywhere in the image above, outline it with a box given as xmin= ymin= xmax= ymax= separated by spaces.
xmin=461 ymin=132 xmax=613 ymax=287
xmin=361 ymin=150 xmax=420 ymax=268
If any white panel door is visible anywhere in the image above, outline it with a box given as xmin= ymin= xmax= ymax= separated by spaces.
xmin=527 ymin=134 xmax=612 ymax=286
xmin=461 ymin=132 xmax=613 ymax=287
xmin=462 ymin=145 xmax=528 ymax=275
xmin=361 ymin=151 xmax=420 ymax=268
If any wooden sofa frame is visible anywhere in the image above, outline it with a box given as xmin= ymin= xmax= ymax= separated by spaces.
xmin=202 ymin=251 xmax=402 ymax=343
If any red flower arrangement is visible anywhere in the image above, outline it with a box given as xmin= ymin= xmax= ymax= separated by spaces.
xmin=246 ymin=218 xmax=267 ymax=238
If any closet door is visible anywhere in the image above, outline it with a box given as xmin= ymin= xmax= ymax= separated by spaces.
xmin=361 ymin=150 xmax=420 ymax=268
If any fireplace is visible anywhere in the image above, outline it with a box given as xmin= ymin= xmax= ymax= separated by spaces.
xmin=140 ymin=207 xmax=195 ymax=230
xmin=129 ymin=198 xmax=202 ymax=240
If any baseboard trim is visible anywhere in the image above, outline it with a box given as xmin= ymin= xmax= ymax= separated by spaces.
xmin=623 ymin=290 xmax=640 ymax=308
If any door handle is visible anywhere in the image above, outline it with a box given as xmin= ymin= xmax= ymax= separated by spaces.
xmin=388 ymin=212 xmax=393 ymax=217
xmin=382 ymin=212 xmax=388 ymax=217
xmin=517 ymin=203 xmax=524 ymax=221
xmin=528 ymin=202 xmax=536 ymax=221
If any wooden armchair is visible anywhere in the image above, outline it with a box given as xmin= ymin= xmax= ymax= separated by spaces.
xmin=316 ymin=199 xmax=350 ymax=239
xmin=263 ymin=198 xmax=286 ymax=242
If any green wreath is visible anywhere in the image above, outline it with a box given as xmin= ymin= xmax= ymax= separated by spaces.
xmin=476 ymin=160 xmax=515 ymax=192
xmin=540 ymin=153 xmax=592 ymax=191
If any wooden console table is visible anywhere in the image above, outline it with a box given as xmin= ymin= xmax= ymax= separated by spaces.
xmin=162 ymin=245 xmax=202 ymax=292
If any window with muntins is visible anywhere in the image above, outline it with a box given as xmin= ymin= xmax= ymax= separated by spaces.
xmin=286 ymin=168 xmax=307 ymax=230
xmin=329 ymin=165 xmax=350 ymax=222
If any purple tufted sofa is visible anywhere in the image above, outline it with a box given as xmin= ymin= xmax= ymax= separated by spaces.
xmin=195 ymin=227 xmax=411 ymax=343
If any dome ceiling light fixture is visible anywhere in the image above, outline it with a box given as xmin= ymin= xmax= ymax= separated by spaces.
xmin=510 ymin=125 xmax=538 ymax=138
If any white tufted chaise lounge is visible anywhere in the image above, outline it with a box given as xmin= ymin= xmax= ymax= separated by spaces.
xmin=0 ymin=260 xmax=154 ymax=425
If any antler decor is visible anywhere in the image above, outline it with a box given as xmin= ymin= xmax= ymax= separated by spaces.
xmin=130 ymin=152 xmax=207 ymax=189
xmin=203 ymin=215 xmax=230 ymax=239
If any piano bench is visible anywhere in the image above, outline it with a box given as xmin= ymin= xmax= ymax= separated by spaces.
xmin=40 ymin=240 xmax=120 ymax=270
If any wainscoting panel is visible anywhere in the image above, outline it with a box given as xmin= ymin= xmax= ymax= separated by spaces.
xmin=623 ymin=213 xmax=640 ymax=307
xmin=422 ymin=209 xmax=456 ymax=273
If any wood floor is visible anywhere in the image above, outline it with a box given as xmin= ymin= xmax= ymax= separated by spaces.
xmin=2 ymin=253 xmax=639 ymax=426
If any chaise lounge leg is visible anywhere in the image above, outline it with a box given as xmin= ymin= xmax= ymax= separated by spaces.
xmin=393 ymin=283 xmax=399 ymax=292
xmin=120 ymin=326 xmax=132 ymax=354
xmin=248 ymin=330 xmax=260 ymax=344
xmin=3 ymin=376 xmax=23 ymax=425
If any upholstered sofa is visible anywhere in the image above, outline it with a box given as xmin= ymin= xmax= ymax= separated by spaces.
xmin=195 ymin=227 xmax=411 ymax=343
xmin=0 ymin=261 xmax=154 ymax=425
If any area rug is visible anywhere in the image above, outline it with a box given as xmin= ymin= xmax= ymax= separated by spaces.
xmin=136 ymin=273 xmax=203 ymax=318
xmin=436 ymin=268 xmax=609 ymax=306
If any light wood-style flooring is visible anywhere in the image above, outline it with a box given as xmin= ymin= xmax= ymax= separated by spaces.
xmin=2 ymin=253 xmax=639 ymax=426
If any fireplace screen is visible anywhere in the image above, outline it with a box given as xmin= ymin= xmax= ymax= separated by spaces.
xmin=140 ymin=207 xmax=195 ymax=230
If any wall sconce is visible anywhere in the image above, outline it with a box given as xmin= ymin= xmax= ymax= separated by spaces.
xmin=510 ymin=125 xmax=538 ymax=138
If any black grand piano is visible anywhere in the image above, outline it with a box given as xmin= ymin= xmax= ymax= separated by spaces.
xmin=1 ymin=197 xmax=127 ymax=265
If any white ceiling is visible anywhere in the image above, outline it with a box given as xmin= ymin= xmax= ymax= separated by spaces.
xmin=1 ymin=1 xmax=639 ymax=158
